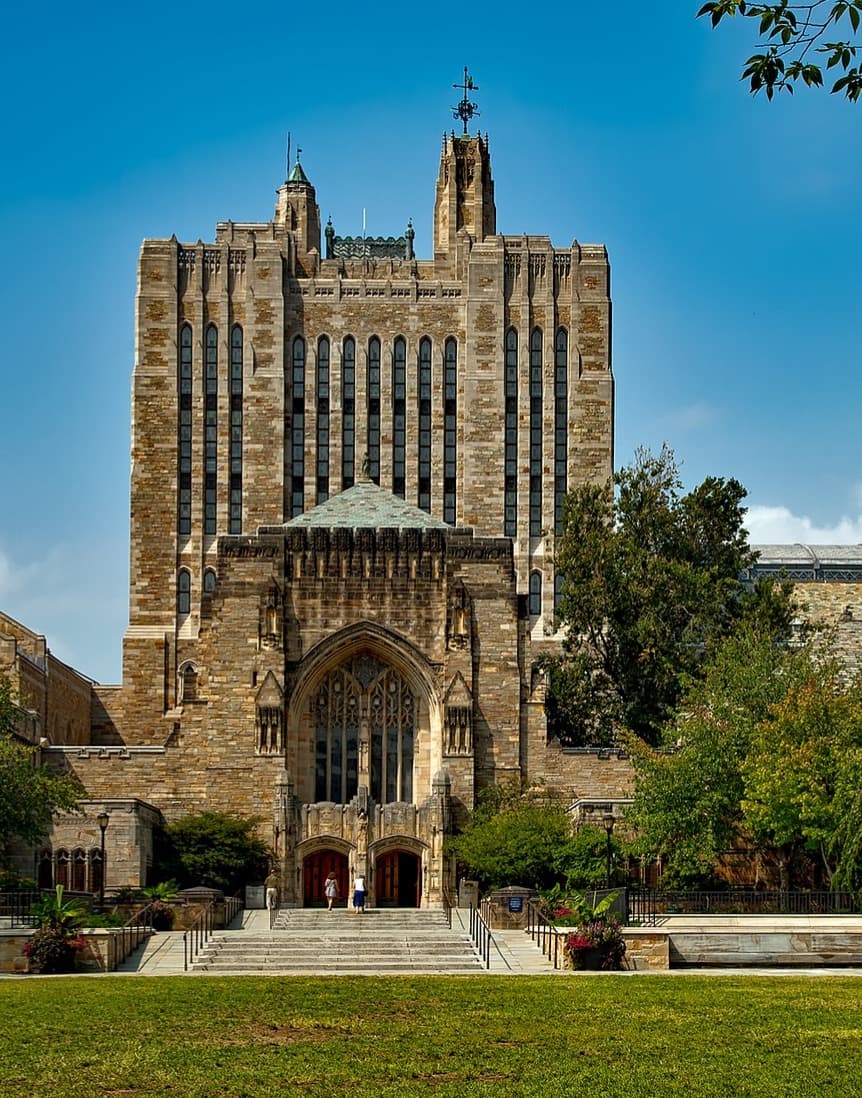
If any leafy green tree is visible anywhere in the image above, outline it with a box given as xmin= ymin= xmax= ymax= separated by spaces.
xmin=159 ymin=812 xmax=270 ymax=893
xmin=549 ymin=446 xmax=793 ymax=746
xmin=742 ymin=673 xmax=862 ymax=891
xmin=451 ymin=792 xmax=575 ymax=893
xmin=698 ymin=1 xmax=862 ymax=100
xmin=629 ymin=623 xmax=862 ymax=891
xmin=0 ymin=677 xmax=80 ymax=860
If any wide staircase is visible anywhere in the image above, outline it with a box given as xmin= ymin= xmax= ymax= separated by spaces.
xmin=190 ymin=908 xmax=485 ymax=975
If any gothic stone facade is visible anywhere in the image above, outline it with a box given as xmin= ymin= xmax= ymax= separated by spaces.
xmin=35 ymin=132 xmax=625 ymax=905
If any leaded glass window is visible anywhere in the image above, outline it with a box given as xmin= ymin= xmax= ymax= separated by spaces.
xmin=177 ymin=570 xmax=191 ymax=615
xmin=392 ymin=337 xmax=406 ymax=498
xmin=555 ymin=328 xmax=568 ymax=534
xmin=204 ymin=324 xmax=218 ymax=536
xmin=178 ymin=324 xmax=193 ymax=537
xmin=313 ymin=654 xmax=414 ymax=805
xmin=317 ymin=336 xmax=330 ymax=504
xmin=529 ymin=571 xmax=542 ymax=617
xmin=367 ymin=337 xmax=381 ymax=484
xmin=530 ymin=328 xmax=543 ymax=537
xmin=342 ymin=337 xmax=356 ymax=489
xmin=504 ymin=328 xmax=518 ymax=537
xmin=418 ymin=338 xmax=432 ymax=512
xmin=291 ymin=336 xmax=306 ymax=517
xmin=444 ymin=338 xmax=457 ymax=525
xmin=230 ymin=325 xmax=243 ymax=534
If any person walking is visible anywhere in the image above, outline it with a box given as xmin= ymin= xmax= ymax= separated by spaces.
xmin=265 ymin=869 xmax=279 ymax=910
xmin=324 ymin=870 xmax=339 ymax=910
xmin=352 ymin=872 xmax=366 ymax=914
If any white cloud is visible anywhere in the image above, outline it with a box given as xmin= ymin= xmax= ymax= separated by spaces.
xmin=745 ymin=505 xmax=862 ymax=545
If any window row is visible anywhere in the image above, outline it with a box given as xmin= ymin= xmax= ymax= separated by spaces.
xmin=177 ymin=568 xmax=216 ymax=616
xmin=506 ymin=327 xmax=569 ymax=539
xmin=37 ymin=848 xmax=103 ymax=893
xmin=178 ymin=324 xmax=243 ymax=539
xmin=288 ymin=335 xmax=457 ymax=523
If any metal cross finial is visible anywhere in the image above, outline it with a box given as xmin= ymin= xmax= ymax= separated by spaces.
xmin=451 ymin=67 xmax=480 ymax=135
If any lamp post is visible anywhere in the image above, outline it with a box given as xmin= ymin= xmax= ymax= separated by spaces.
xmin=603 ymin=812 xmax=615 ymax=890
xmin=97 ymin=812 xmax=109 ymax=912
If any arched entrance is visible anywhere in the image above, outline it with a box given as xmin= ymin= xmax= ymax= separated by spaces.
xmin=376 ymin=850 xmax=421 ymax=908
xmin=303 ymin=849 xmax=349 ymax=907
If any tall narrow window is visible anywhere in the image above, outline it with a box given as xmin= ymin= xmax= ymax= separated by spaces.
xmin=530 ymin=328 xmax=543 ymax=537
xmin=178 ymin=325 xmax=193 ymax=537
xmin=392 ymin=337 xmax=406 ymax=498
xmin=317 ymin=337 xmax=330 ymax=504
xmin=418 ymin=338 xmax=432 ymax=512
xmin=367 ymin=337 xmax=381 ymax=484
xmin=554 ymin=571 xmax=564 ymax=615
xmin=230 ymin=325 xmax=243 ymax=534
xmin=342 ymin=337 xmax=356 ymax=489
xmin=178 ymin=570 xmax=191 ymax=615
xmin=554 ymin=328 xmax=568 ymax=534
xmin=291 ymin=336 xmax=306 ymax=517
xmin=204 ymin=325 xmax=218 ymax=536
xmin=529 ymin=571 xmax=542 ymax=617
xmin=504 ymin=328 xmax=518 ymax=537
xmin=444 ymin=338 xmax=457 ymax=525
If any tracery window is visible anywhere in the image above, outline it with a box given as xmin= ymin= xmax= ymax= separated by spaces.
xmin=72 ymin=848 xmax=87 ymax=892
xmin=291 ymin=336 xmax=306 ymax=516
xmin=367 ymin=337 xmax=381 ymax=484
xmin=317 ymin=336 xmax=330 ymax=504
xmin=204 ymin=324 xmax=218 ymax=536
xmin=418 ymin=338 xmax=432 ymax=512
xmin=314 ymin=654 xmax=415 ymax=805
xmin=178 ymin=570 xmax=191 ymax=616
xmin=392 ymin=337 xmax=406 ymax=498
xmin=555 ymin=328 xmax=568 ymax=534
xmin=444 ymin=337 xmax=457 ymax=525
xmin=530 ymin=327 xmax=543 ymax=538
xmin=529 ymin=571 xmax=542 ymax=618
xmin=229 ymin=325 xmax=243 ymax=534
xmin=342 ymin=337 xmax=356 ymax=489
xmin=55 ymin=849 xmax=70 ymax=890
xmin=203 ymin=568 xmax=216 ymax=594
xmin=504 ymin=328 xmax=518 ymax=537
xmin=89 ymin=848 xmax=104 ymax=896
xmin=178 ymin=324 xmax=193 ymax=537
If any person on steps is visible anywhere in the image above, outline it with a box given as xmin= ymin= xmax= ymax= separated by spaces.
xmin=352 ymin=873 xmax=366 ymax=914
xmin=324 ymin=870 xmax=339 ymax=910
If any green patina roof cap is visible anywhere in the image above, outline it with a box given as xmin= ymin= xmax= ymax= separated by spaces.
xmin=283 ymin=481 xmax=448 ymax=531
xmin=287 ymin=160 xmax=310 ymax=184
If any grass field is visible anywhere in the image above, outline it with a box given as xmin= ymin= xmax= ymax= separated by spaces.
xmin=1 ymin=974 xmax=861 ymax=1097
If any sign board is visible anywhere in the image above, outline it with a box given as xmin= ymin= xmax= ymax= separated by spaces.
xmin=245 ymin=885 xmax=265 ymax=909
xmin=508 ymin=896 xmax=524 ymax=913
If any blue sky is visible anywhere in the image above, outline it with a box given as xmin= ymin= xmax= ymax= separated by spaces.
xmin=1 ymin=2 xmax=861 ymax=683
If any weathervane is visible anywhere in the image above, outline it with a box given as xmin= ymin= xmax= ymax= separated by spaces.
xmin=451 ymin=67 xmax=479 ymax=135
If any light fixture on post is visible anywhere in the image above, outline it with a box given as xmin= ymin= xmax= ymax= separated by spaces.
xmin=97 ymin=811 xmax=109 ymax=912
xmin=603 ymin=811 xmax=615 ymax=890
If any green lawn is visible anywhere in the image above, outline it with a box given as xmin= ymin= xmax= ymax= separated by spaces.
xmin=1 ymin=975 xmax=860 ymax=1097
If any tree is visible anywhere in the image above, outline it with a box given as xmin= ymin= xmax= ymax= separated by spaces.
xmin=159 ymin=812 xmax=270 ymax=892
xmin=0 ymin=677 xmax=80 ymax=861
xmin=698 ymin=1 xmax=862 ymax=100
xmin=450 ymin=787 xmax=576 ymax=892
xmin=549 ymin=445 xmax=794 ymax=746
xmin=628 ymin=624 xmax=862 ymax=892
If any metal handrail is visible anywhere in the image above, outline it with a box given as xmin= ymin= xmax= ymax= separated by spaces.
xmin=441 ymin=888 xmax=456 ymax=930
xmin=117 ymin=900 xmax=160 ymax=960
xmin=182 ymin=903 xmax=215 ymax=971
xmin=526 ymin=900 xmax=563 ymax=969
xmin=627 ymin=888 xmax=858 ymax=926
xmin=468 ymin=903 xmax=495 ymax=969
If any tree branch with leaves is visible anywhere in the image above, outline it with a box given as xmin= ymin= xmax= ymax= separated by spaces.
xmin=698 ymin=1 xmax=862 ymax=99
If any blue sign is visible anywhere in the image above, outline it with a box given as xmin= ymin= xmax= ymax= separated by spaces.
xmin=508 ymin=896 xmax=523 ymax=913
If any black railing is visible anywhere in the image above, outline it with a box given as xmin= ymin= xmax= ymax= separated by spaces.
xmin=442 ymin=888 xmax=456 ymax=930
xmin=469 ymin=903 xmax=494 ymax=969
xmin=628 ymin=889 xmax=858 ymax=926
xmin=0 ymin=890 xmax=42 ymax=929
xmin=526 ymin=899 xmax=563 ymax=969
xmin=183 ymin=903 xmax=215 ymax=971
xmin=225 ymin=892 xmax=243 ymax=928
xmin=117 ymin=901 xmax=159 ymax=960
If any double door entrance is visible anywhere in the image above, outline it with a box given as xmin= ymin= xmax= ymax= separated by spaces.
xmin=302 ymin=849 xmax=421 ymax=908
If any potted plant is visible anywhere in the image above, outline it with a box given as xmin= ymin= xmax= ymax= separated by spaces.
xmin=141 ymin=881 xmax=178 ymax=930
xmin=24 ymin=886 xmax=88 ymax=974
xmin=556 ymin=892 xmax=627 ymax=971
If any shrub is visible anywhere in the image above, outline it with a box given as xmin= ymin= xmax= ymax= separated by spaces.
xmin=159 ymin=812 xmax=269 ymax=893
xmin=25 ymin=886 xmax=88 ymax=973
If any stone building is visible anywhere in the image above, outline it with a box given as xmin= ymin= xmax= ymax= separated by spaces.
xmin=6 ymin=119 xmax=631 ymax=905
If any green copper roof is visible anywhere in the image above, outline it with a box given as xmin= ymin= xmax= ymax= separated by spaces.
xmin=283 ymin=481 xmax=448 ymax=531
xmin=287 ymin=160 xmax=310 ymax=184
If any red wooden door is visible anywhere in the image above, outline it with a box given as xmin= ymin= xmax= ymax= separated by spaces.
xmin=303 ymin=850 xmax=348 ymax=907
